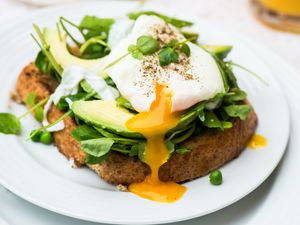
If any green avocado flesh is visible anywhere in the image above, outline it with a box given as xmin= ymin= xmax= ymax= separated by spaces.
xmin=71 ymin=100 xmax=143 ymax=138
xmin=202 ymin=45 xmax=232 ymax=59
xmin=44 ymin=28 xmax=106 ymax=76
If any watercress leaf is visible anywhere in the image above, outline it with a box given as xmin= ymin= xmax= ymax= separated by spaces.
xmin=80 ymin=43 xmax=108 ymax=59
xmin=128 ymin=44 xmax=137 ymax=52
xmin=166 ymin=40 xmax=178 ymax=48
xmin=165 ymin=140 xmax=175 ymax=154
xmin=116 ymin=96 xmax=136 ymax=112
xmin=34 ymin=105 xmax=44 ymax=122
xmin=223 ymin=105 xmax=251 ymax=120
xmin=159 ymin=47 xmax=179 ymax=66
xmin=176 ymin=146 xmax=190 ymax=155
xmin=221 ymin=121 xmax=233 ymax=129
xmin=0 ymin=113 xmax=21 ymax=134
xmin=132 ymin=51 xmax=143 ymax=60
xmin=30 ymin=129 xmax=42 ymax=142
xmin=202 ymin=111 xmax=222 ymax=129
xmin=72 ymin=125 xmax=102 ymax=141
xmin=180 ymin=30 xmax=199 ymax=43
xmin=171 ymin=124 xmax=196 ymax=144
xmin=181 ymin=43 xmax=190 ymax=57
xmin=104 ymin=76 xmax=116 ymax=87
xmin=128 ymin=11 xmax=193 ymax=28
xmin=224 ymin=89 xmax=247 ymax=104
xmin=136 ymin=35 xmax=160 ymax=55
xmin=85 ymin=153 xmax=109 ymax=165
xmin=79 ymin=16 xmax=115 ymax=34
xmin=137 ymin=141 xmax=146 ymax=162
xmin=35 ymin=50 xmax=51 ymax=73
xmin=129 ymin=144 xmax=139 ymax=157
xmin=196 ymin=102 xmax=206 ymax=122
xmin=57 ymin=93 xmax=88 ymax=111
xmin=80 ymin=81 xmax=101 ymax=99
xmin=81 ymin=138 xmax=114 ymax=157
xmin=214 ymin=57 xmax=230 ymax=92
xmin=26 ymin=93 xmax=36 ymax=106
xmin=93 ymin=127 xmax=119 ymax=138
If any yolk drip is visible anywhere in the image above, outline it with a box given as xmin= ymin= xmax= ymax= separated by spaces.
xmin=248 ymin=134 xmax=267 ymax=149
xmin=126 ymin=83 xmax=186 ymax=203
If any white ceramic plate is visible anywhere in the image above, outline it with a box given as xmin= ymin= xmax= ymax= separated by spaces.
xmin=0 ymin=2 xmax=290 ymax=224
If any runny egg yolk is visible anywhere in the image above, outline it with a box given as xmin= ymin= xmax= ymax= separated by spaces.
xmin=248 ymin=134 xmax=267 ymax=149
xmin=126 ymin=83 xmax=186 ymax=203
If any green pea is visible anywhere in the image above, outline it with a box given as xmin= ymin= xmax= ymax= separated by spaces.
xmin=40 ymin=131 xmax=52 ymax=145
xmin=209 ymin=170 xmax=222 ymax=185
xmin=30 ymin=130 xmax=42 ymax=142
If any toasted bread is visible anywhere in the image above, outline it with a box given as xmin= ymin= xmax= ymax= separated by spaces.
xmin=16 ymin=64 xmax=257 ymax=184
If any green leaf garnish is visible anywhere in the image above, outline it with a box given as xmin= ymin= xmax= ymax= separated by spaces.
xmin=176 ymin=146 xmax=190 ymax=155
xmin=35 ymin=51 xmax=51 ymax=74
xmin=25 ymin=93 xmax=36 ymax=106
xmin=203 ymin=111 xmax=232 ymax=130
xmin=165 ymin=140 xmax=175 ymax=154
xmin=159 ymin=47 xmax=179 ymax=66
xmin=127 ymin=11 xmax=193 ymax=28
xmin=105 ymin=35 xmax=160 ymax=69
xmin=180 ymin=30 xmax=199 ymax=43
xmin=180 ymin=43 xmax=190 ymax=57
xmin=136 ymin=35 xmax=160 ymax=55
xmin=0 ymin=113 xmax=21 ymax=134
xmin=116 ymin=96 xmax=136 ymax=112
xmin=223 ymin=105 xmax=251 ymax=120
xmin=79 ymin=16 xmax=114 ymax=38
xmin=85 ymin=153 xmax=109 ymax=164
xmin=72 ymin=125 xmax=102 ymax=141
xmin=81 ymin=138 xmax=114 ymax=157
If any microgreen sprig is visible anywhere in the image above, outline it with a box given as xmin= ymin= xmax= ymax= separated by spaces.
xmin=104 ymin=35 xmax=160 ymax=69
xmin=59 ymin=16 xmax=85 ymax=47
xmin=159 ymin=39 xmax=191 ymax=66
xmin=31 ymin=24 xmax=63 ymax=76
xmin=0 ymin=96 xmax=49 ymax=135
xmin=29 ymin=91 xmax=96 ymax=140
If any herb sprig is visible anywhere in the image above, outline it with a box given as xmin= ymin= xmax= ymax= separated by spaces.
xmin=0 ymin=97 xmax=49 ymax=135
xmin=159 ymin=39 xmax=190 ymax=66
xmin=104 ymin=35 xmax=160 ymax=69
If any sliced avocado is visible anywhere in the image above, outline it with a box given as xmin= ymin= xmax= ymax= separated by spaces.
xmin=202 ymin=45 xmax=232 ymax=59
xmin=44 ymin=28 xmax=106 ymax=73
xmin=71 ymin=100 xmax=143 ymax=138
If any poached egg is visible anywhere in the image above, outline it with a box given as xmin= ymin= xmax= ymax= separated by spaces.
xmin=104 ymin=15 xmax=225 ymax=112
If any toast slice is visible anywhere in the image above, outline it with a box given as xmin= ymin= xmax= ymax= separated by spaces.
xmin=16 ymin=64 xmax=257 ymax=184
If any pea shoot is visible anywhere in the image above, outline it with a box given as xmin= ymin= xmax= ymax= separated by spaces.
xmin=104 ymin=35 xmax=160 ymax=69
xmin=159 ymin=39 xmax=191 ymax=66
xmin=209 ymin=170 xmax=223 ymax=185
xmin=0 ymin=97 xmax=49 ymax=135
xmin=25 ymin=93 xmax=44 ymax=123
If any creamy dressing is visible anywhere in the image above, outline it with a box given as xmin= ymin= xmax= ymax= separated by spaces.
xmin=108 ymin=18 xmax=134 ymax=50
xmin=42 ymin=65 xmax=119 ymax=132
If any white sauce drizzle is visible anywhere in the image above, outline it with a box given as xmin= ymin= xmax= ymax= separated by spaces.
xmin=42 ymin=65 xmax=119 ymax=132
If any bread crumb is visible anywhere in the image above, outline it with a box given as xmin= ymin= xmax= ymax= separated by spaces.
xmin=116 ymin=184 xmax=128 ymax=192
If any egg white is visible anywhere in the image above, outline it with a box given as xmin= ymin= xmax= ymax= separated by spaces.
xmin=103 ymin=15 xmax=225 ymax=112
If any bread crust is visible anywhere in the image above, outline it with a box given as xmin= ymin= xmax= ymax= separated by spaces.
xmin=16 ymin=64 xmax=257 ymax=184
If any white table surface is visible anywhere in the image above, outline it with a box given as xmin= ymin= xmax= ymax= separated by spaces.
xmin=0 ymin=0 xmax=300 ymax=224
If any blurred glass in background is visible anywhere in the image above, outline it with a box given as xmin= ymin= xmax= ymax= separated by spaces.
xmin=252 ymin=0 xmax=300 ymax=33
